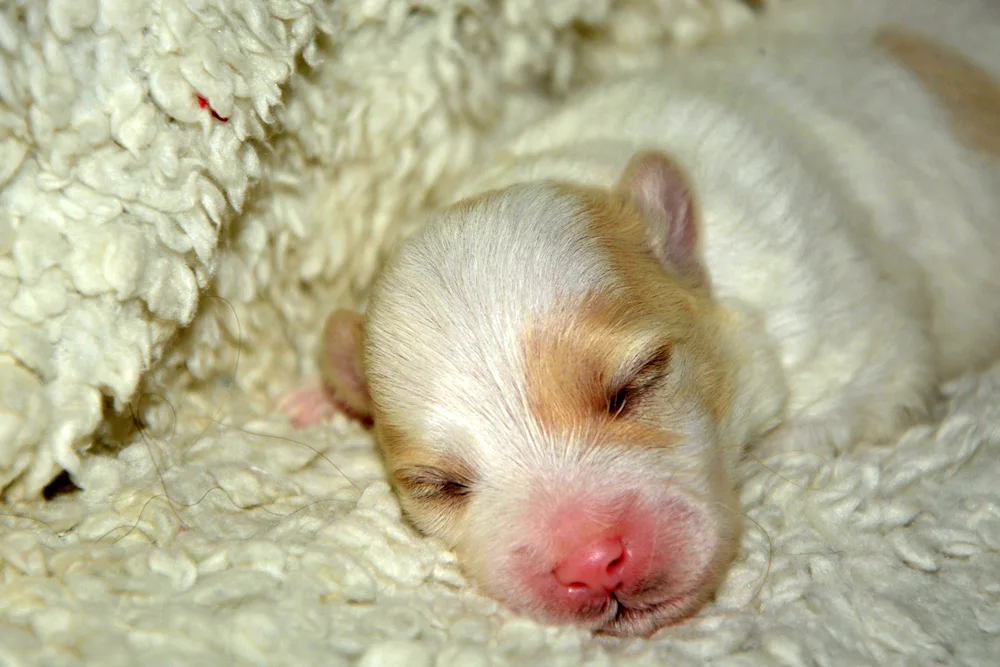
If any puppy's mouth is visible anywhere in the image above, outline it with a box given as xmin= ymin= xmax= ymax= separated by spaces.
xmin=595 ymin=590 xmax=703 ymax=638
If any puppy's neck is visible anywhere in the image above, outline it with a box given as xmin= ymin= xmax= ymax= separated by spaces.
xmin=713 ymin=300 xmax=789 ymax=473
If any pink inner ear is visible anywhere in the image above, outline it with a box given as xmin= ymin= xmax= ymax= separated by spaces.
xmin=320 ymin=309 xmax=374 ymax=419
xmin=621 ymin=152 xmax=703 ymax=284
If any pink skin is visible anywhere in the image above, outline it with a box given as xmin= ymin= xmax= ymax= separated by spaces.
xmin=277 ymin=381 xmax=373 ymax=429
xmin=552 ymin=536 xmax=629 ymax=597
xmin=528 ymin=501 xmax=659 ymax=619
xmin=485 ymin=491 xmax=713 ymax=635
xmin=279 ymin=310 xmax=374 ymax=429
xmin=276 ymin=382 xmax=337 ymax=428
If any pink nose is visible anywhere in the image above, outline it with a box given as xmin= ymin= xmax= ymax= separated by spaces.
xmin=552 ymin=537 xmax=627 ymax=594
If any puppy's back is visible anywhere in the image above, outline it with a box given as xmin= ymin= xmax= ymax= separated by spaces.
xmin=468 ymin=0 xmax=1000 ymax=382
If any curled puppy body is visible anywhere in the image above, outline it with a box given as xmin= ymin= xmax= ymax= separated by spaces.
xmin=289 ymin=0 xmax=1000 ymax=638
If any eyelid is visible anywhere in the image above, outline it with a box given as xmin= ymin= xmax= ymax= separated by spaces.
xmin=393 ymin=465 xmax=474 ymax=499
xmin=606 ymin=343 xmax=673 ymax=416
xmin=611 ymin=343 xmax=673 ymax=391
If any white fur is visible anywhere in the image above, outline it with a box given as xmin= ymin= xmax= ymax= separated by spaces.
xmin=440 ymin=0 xmax=1000 ymax=455
xmin=364 ymin=0 xmax=1000 ymax=635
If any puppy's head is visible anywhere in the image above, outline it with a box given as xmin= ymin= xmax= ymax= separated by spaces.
xmin=328 ymin=152 xmax=742 ymax=637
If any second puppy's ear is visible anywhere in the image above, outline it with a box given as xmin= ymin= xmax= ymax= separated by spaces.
xmin=619 ymin=151 xmax=705 ymax=286
xmin=319 ymin=309 xmax=374 ymax=421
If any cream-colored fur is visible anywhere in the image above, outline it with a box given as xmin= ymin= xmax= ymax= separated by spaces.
xmin=455 ymin=6 xmax=1000 ymax=451
xmin=331 ymin=0 xmax=1000 ymax=638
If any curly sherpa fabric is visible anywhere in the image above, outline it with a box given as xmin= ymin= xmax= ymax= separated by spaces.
xmin=0 ymin=0 xmax=757 ymax=498
xmin=4 ymin=0 xmax=998 ymax=664
xmin=1 ymin=0 xmax=334 ymax=497
xmin=2 ymin=355 xmax=998 ymax=664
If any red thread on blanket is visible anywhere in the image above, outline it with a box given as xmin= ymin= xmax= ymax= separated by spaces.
xmin=196 ymin=95 xmax=229 ymax=122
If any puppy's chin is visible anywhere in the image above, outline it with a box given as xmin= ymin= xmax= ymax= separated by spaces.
xmin=493 ymin=580 xmax=716 ymax=639
xmin=594 ymin=575 xmax=721 ymax=638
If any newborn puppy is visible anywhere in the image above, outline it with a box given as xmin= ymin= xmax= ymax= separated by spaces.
xmin=286 ymin=0 xmax=1000 ymax=637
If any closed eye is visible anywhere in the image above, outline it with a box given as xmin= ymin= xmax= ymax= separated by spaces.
xmin=394 ymin=465 xmax=474 ymax=502
xmin=606 ymin=344 xmax=673 ymax=416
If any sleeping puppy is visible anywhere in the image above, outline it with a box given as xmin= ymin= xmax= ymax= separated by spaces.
xmin=283 ymin=0 xmax=1000 ymax=637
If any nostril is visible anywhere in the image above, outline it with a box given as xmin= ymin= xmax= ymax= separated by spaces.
xmin=607 ymin=554 xmax=625 ymax=580
xmin=552 ymin=537 xmax=629 ymax=594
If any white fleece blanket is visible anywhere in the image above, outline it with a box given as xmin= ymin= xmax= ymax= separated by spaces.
xmin=2 ymin=0 xmax=999 ymax=664
xmin=5 ymin=360 xmax=1000 ymax=665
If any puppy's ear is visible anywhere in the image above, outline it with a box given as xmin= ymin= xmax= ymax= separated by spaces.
xmin=319 ymin=309 xmax=374 ymax=420
xmin=619 ymin=151 xmax=705 ymax=285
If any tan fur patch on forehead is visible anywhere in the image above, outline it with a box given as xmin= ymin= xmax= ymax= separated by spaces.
xmin=876 ymin=27 xmax=1000 ymax=156
xmin=522 ymin=293 xmax=680 ymax=448
xmin=578 ymin=185 xmax=732 ymax=424
xmin=521 ymin=184 xmax=732 ymax=448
